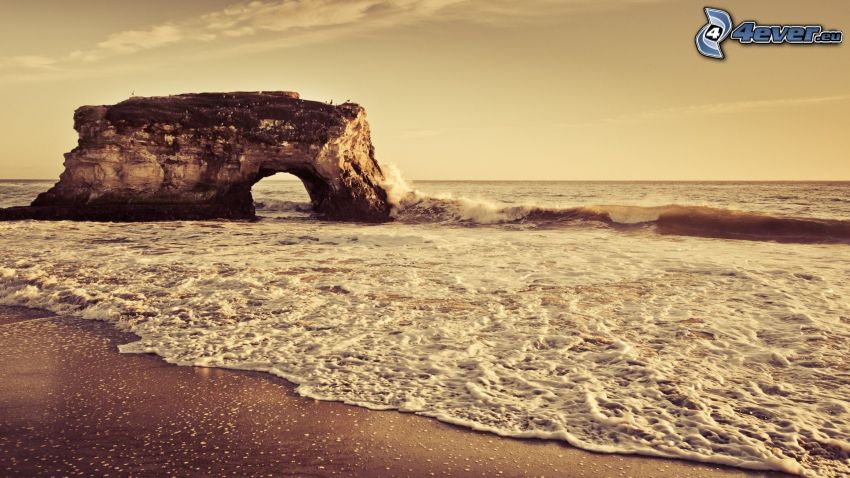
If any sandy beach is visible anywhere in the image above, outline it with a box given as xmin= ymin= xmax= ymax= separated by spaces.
xmin=0 ymin=306 xmax=789 ymax=478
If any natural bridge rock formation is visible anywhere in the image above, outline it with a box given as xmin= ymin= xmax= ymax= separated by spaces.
xmin=0 ymin=91 xmax=391 ymax=222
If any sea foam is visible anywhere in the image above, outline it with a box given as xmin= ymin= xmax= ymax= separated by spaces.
xmin=1 ymin=179 xmax=849 ymax=477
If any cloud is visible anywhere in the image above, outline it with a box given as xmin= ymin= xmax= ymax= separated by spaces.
xmin=97 ymin=25 xmax=183 ymax=53
xmin=0 ymin=23 xmax=182 ymax=75
xmin=223 ymin=26 xmax=256 ymax=37
xmin=0 ymin=55 xmax=57 ymax=69
xmin=604 ymin=95 xmax=850 ymax=123
xmin=0 ymin=0 xmax=465 ymax=80
xmin=200 ymin=0 xmax=468 ymax=38
xmin=67 ymin=50 xmax=102 ymax=62
xmin=0 ymin=0 xmax=638 ymax=82
xmin=554 ymin=95 xmax=850 ymax=128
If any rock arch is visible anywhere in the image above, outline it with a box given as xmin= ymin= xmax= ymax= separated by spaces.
xmin=1 ymin=92 xmax=391 ymax=222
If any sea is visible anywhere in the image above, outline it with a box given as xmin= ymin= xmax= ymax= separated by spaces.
xmin=1 ymin=175 xmax=849 ymax=477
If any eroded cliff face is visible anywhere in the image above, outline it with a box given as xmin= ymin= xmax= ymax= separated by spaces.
xmin=2 ymin=91 xmax=391 ymax=221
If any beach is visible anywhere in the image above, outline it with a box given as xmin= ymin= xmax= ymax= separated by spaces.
xmin=0 ymin=306 xmax=789 ymax=477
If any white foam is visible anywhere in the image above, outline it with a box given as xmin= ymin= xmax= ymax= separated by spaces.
xmin=1 ymin=182 xmax=849 ymax=477
xmin=380 ymin=164 xmax=531 ymax=224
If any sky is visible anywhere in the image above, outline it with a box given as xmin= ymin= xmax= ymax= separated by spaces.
xmin=0 ymin=0 xmax=847 ymax=180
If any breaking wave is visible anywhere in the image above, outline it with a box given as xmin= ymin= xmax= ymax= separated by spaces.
xmin=378 ymin=168 xmax=850 ymax=244
xmin=396 ymin=197 xmax=850 ymax=244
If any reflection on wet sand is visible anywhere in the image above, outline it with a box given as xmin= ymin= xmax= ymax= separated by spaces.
xmin=0 ymin=308 xmax=785 ymax=477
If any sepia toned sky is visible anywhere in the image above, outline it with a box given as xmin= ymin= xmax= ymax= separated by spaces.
xmin=0 ymin=0 xmax=847 ymax=180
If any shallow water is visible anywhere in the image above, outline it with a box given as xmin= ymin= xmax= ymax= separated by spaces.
xmin=1 ymin=178 xmax=849 ymax=477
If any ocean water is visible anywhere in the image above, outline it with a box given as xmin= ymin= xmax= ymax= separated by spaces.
xmin=1 ymin=176 xmax=849 ymax=477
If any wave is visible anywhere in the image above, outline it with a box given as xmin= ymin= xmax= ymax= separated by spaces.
xmin=633 ymin=205 xmax=850 ymax=244
xmin=398 ymin=198 xmax=850 ymax=244
xmin=379 ymin=169 xmax=850 ymax=244
xmin=253 ymin=199 xmax=312 ymax=213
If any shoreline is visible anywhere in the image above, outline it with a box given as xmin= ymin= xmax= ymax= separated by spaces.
xmin=0 ymin=306 xmax=789 ymax=477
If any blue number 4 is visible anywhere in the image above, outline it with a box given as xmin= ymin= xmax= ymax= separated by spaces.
xmin=731 ymin=22 xmax=755 ymax=43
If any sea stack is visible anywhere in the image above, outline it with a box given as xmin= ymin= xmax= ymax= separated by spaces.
xmin=0 ymin=91 xmax=391 ymax=222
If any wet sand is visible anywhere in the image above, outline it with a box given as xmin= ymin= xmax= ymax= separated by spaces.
xmin=0 ymin=306 xmax=788 ymax=478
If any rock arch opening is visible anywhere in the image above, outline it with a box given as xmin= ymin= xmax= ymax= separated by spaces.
xmin=250 ymin=171 xmax=312 ymax=218
xmin=252 ymin=166 xmax=333 ymax=217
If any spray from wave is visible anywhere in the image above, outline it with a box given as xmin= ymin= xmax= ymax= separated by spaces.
xmin=376 ymin=165 xmax=850 ymax=244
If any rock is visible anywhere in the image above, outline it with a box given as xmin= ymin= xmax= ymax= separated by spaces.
xmin=0 ymin=91 xmax=391 ymax=222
